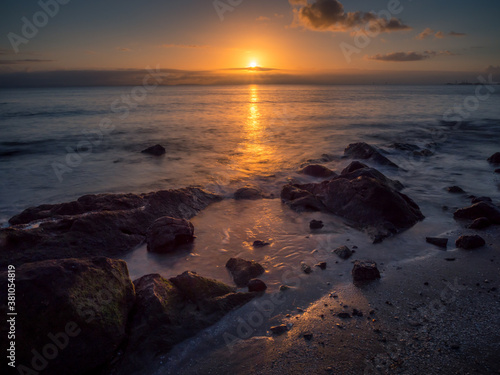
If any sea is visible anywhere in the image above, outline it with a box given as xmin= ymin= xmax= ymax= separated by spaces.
xmin=1 ymin=85 xmax=499 ymax=373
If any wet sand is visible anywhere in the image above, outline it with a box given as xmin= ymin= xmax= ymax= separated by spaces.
xmin=169 ymin=225 xmax=500 ymax=375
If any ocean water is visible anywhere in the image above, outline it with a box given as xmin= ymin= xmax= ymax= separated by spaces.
xmin=1 ymin=85 xmax=500 ymax=373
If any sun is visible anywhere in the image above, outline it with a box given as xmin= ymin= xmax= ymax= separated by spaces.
xmin=249 ymin=61 xmax=258 ymax=68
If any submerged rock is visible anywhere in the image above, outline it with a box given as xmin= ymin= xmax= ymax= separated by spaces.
xmin=487 ymin=152 xmax=500 ymax=164
xmin=454 ymin=202 xmax=500 ymax=224
xmin=141 ymin=144 xmax=166 ymax=156
xmin=310 ymin=219 xmax=324 ymax=229
xmin=226 ymin=258 xmax=265 ymax=287
xmin=344 ymin=142 xmax=398 ymax=168
xmin=352 ymin=260 xmax=381 ymax=282
xmin=234 ymin=186 xmax=262 ymax=200
xmin=468 ymin=217 xmax=491 ymax=229
xmin=281 ymin=164 xmax=423 ymax=242
xmin=426 ymin=237 xmax=448 ymax=248
xmin=299 ymin=164 xmax=336 ymax=178
xmin=333 ymin=245 xmax=353 ymax=259
xmin=315 ymin=262 xmax=327 ymax=270
xmin=253 ymin=240 xmax=270 ymax=248
xmin=146 ymin=216 xmax=194 ymax=253
xmin=301 ymin=262 xmax=313 ymax=274
xmin=446 ymin=186 xmax=465 ymax=194
xmin=248 ymin=279 xmax=267 ymax=292
xmin=1 ymin=188 xmax=221 ymax=266
xmin=455 ymin=235 xmax=486 ymax=249
xmin=0 ymin=257 xmax=135 ymax=375
xmin=115 ymin=272 xmax=255 ymax=374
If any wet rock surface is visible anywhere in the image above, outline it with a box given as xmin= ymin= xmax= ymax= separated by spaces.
xmin=487 ymin=152 xmax=500 ymax=164
xmin=455 ymin=235 xmax=486 ymax=249
xmin=426 ymin=237 xmax=448 ymax=248
xmin=344 ymin=142 xmax=398 ymax=168
xmin=281 ymin=163 xmax=423 ymax=242
xmin=298 ymin=164 xmax=336 ymax=178
xmin=333 ymin=245 xmax=353 ymax=259
xmin=146 ymin=217 xmax=195 ymax=253
xmin=234 ymin=187 xmax=263 ymax=200
xmin=309 ymin=219 xmax=324 ymax=229
xmin=247 ymin=279 xmax=267 ymax=292
xmin=0 ymin=257 xmax=135 ymax=375
xmin=454 ymin=201 xmax=500 ymax=224
xmin=225 ymin=258 xmax=265 ymax=287
xmin=141 ymin=144 xmax=166 ymax=156
xmin=0 ymin=188 xmax=221 ymax=266
xmin=352 ymin=260 xmax=381 ymax=282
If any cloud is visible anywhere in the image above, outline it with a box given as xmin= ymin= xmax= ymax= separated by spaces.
xmin=417 ymin=28 xmax=466 ymax=39
xmin=485 ymin=65 xmax=500 ymax=76
xmin=116 ymin=47 xmax=131 ymax=52
xmin=274 ymin=13 xmax=285 ymax=18
xmin=368 ymin=50 xmax=456 ymax=62
xmin=256 ymin=16 xmax=270 ymax=22
xmin=289 ymin=0 xmax=410 ymax=33
xmin=161 ymin=44 xmax=209 ymax=49
xmin=0 ymin=59 xmax=54 ymax=65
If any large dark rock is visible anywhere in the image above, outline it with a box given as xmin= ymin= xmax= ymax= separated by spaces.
xmin=141 ymin=144 xmax=166 ymax=156
xmin=146 ymin=216 xmax=194 ymax=253
xmin=248 ymin=279 xmax=267 ymax=292
xmin=298 ymin=164 xmax=336 ymax=178
xmin=426 ymin=237 xmax=448 ymax=248
xmin=455 ymin=235 xmax=486 ymax=249
xmin=454 ymin=202 xmax=500 ymax=224
xmin=281 ymin=165 xmax=423 ymax=242
xmin=0 ymin=257 xmax=135 ymax=375
xmin=487 ymin=152 xmax=500 ymax=164
xmin=226 ymin=258 xmax=265 ymax=287
xmin=1 ymin=188 xmax=221 ymax=266
xmin=114 ymin=272 xmax=255 ymax=375
xmin=344 ymin=142 xmax=398 ymax=168
xmin=352 ymin=260 xmax=381 ymax=282
xmin=468 ymin=217 xmax=492 ymax=229
xmin=310 ymin=219 xmax=324 ymax=229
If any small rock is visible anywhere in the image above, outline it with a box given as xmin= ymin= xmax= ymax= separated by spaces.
xmin=226 ymin=258 xmax=265 ymax=287
xmin=445 ymin=258 xmax=456 ymax=261
xmin=234 ymin=187 xmax=262 ymax=200
xmin=315 ymin=262 xmax=327 ymax=270
xmin=446 ymin=186 xmax=465 ymax=194
xmin=303 ymin=333 xmax=313 ymax=341
xmin=146 ymin=217 xmax=195 ymax=253
xmin=468 ymin=217 xmax=491 ymax=229
xmin=301 ymin=262 xmax=312 ymax=274
xmin=270 ymin=325 xmax=288 ymax=335
xmin=279 ymin=285 xmax=291 ymax=291
xmin=337 ymin=312 xmax=352 ymax=319
xmin=471 ymin=196 xmax=492 ymax=204
xmin=141 ymin=144 xmax=166 ymax=156
xmin=299 ymin=164 xmax=336 ymax=178
xmin=426 ymin=237 xmax=448 ymax=248
xmin=253 ymin=240 xmax=270 ymax=247
xmin=248 ymin=279 xmax=267 ymax=292
xmin=352 ymin=260 xmax=381 ymax=282
xmin=334 ymin=245 xmax=353 ymax=260
xmin=352 ymin=309 xmax=363 ymax=317
xmin=455 ymin=235 xmax=486 ymax=249
xmin=310 ymin=219 xmax=324 ymax=229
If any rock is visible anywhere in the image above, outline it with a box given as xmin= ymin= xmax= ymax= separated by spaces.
xmin=303 ymin=333 xmax=313 ymax=340
xmin=0 ymin=257 xmax=135 ymax=375
xmin=1 ymin=188 xmax=221 ymax=267
xmin=337 ymin=312 xmax=352 ymax=319
xmin=281 ymin=166 xmax=422 ymax=242
xmin=315 ymin=262 xmax=327 ymax=270
xmin=352 ymin=309 xmax=363 ymax=317
xmin=426 ymin=237 xmax=448 ymax=248
xmin=310 ymin=219 xmax=324 ymax=229
xmin=234 ymin=187 xmax=262 ymax=200
xmin=279 ymin=285 xmax=291 ymax=291
xmin=455 ymin=235 xmax=486 ymax=249
xmin=487 ymin=152 xmax=500 ymax=164
xmin=341 ymin=160 xmax=369 ymax=175
xmin=253 ymin=240 xmax=270 ymax=247
xmin=391 ymin=143 xmax=420 ymax=152
xmin=334 ymin=245 xmax=353 ymax=259
xmin=301 ymin=262 xmax=312 ymax=274
xmin=115 ymin=272 xmax=255 ymax=374
xmin=248 ymin=279 xmax=267 ymax=292
xmin=446 ymin=186 xmax=465 ymax=194
xmin=471 ymin=196 xmax=492 ymax=204
xmin=352 ymin=260 xmax=381 ymax=282
xmin=468 ymin=217 xmax=492 ymax=229
xmin=495 ymin=169 xmax=500 ymax=174
xmin=225 ymin=258 xmax=265 ymax=287
xmin=454 ymin=202 xmax=500 ymax=224
xmin=146 ymin=216 xmax=194 ymax=253
xmin=344 ymin=142 xmax=398 ymax=168
xmin=299 ymin=164 xmax=336 ymax=178
xmin=141 ymin=144 xmax=166 ymax=156
xmin=270 ymin=325 xmax=289 ymax=335
xmin=413 ymin=149 xmax=433 ymax=157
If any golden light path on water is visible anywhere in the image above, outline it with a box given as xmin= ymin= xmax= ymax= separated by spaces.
xmin=230 ymin=85 xmax=280 ymax=178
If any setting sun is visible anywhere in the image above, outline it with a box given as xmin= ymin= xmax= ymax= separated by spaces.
xmin=249 ymin=61 xmax=258 ymax=68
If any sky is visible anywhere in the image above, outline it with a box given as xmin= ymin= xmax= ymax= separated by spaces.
xmin=0 ymin=0 xmax=499 ymax=86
